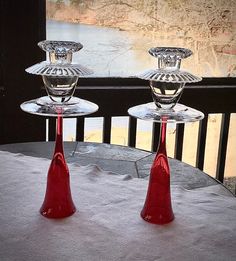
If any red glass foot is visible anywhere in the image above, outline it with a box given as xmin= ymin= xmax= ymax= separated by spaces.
xmin=141 ymin=122 xmax=174 ymax=224
xmin=40 ymin=115 xmax=76 ymax=218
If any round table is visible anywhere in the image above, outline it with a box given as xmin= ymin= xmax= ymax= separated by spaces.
xmin=0 ymin=142 xmax=235 ymax=261
xmin=0 ymin=141 xmax=230 ymax=192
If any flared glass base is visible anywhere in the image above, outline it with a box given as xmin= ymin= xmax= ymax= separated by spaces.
xmin=40 ymin=131 xmax=76 ymax=219
xmin=128 ymin=102 xmax=204 ymax=123
xmin=140 ymin=122 xmax=174 ymax=225
xmin=40 ymin=115 xmax=76 ymax=219
xmin=20 ymin=96 xmax=98 ymax=117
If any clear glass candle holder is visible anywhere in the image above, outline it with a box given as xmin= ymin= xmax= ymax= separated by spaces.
xmin=22 ymin=40 xmax=98 ymax=219
xmin=137 ymin=47 xmax=201 ymax=111
xmin=26 ymin=40 xmax=93 ymax=105
xmin=130 ymin=46 xmax=204 ymax=225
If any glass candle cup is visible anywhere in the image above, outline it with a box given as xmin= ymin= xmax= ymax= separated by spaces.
xmin=150 ymin=81 xmax=185 ymax=110
xmin=42 ymin=75 xmax=78 ymax=103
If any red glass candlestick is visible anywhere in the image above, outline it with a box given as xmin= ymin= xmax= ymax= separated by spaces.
xmin=141 ymin=121 xmax=174 ymax=224
xmin=40 ymin=114 xmax=76 ymax=218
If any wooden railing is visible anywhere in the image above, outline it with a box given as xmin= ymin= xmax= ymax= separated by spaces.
xmin=46 ymin=77 xmax=236 ymax=184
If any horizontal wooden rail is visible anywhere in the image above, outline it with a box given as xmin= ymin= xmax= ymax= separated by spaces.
xmin=74 ymin=85 xmax=236 ymax=116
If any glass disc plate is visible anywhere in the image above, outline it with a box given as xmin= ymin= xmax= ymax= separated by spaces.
xmin=21 ymin=96 xmax=98 ymax=117
xmin=128 ymin=102 xmax=204 ymax=123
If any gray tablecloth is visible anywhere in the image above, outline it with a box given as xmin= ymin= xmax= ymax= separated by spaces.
xmin=0 ymin=150 xmax=236 ymax=261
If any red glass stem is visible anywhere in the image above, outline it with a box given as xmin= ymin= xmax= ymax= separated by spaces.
xmin=40 ymin=114 xmax=76 ymax=218
xmin=141 ymin=122 xmax=174 ymax=224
